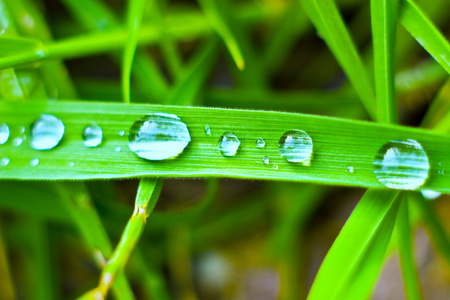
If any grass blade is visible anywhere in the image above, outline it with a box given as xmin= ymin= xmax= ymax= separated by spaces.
xmin=371 ymin=0 xmax=399 ymax=124
xmin=308 ymin=189 xmax=400 ymax=300
xmin=298 ymin=0 xmax=376 ymax=119
xmin=400 ymin=0 xmax=450 ymax=74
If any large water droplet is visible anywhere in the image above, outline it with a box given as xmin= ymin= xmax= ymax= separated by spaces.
xmin=0 ymin=123 xmax=10 ymax=144
xmin=256 ymin=138 xmax=265 ymax=148
xmin=278 ymin=130 xmax=313 ymax=164
xmin=128 ymin=113 xmax=191 ymax=160
xmin=218 ymin=132 xmax=240 ymax=157
xmin=82 ymin=123 xmax=103 ymax=148
xmin=30 ymin=158 xmax=39 ymax=166
xmin=1 ymin=157 xmax=9 ymax=166
xmin=30 ymin=114 xmax=65 ymax=150
xmin=420 ymin=189 xmax=441 ymax=200
xmin=373 ymin=139 xmax=430 ymax=190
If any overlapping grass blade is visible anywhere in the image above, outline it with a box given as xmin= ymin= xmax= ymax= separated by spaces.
xmin=308 ymin=190 xmax=400 ymax=300
xmin=298 ymin=0 xmax=376 ymax=119
xmin=400 ymin=0 xmax=450 ymax=73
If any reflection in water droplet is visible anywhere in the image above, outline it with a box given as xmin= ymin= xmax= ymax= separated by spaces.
xmin=118 ymin=130 xmax=126 ymax=137
xmin=82 ymin=123 xmax=103 ymax=148
xmin=262 ymin=156 xmax=269 ymax=165
xmin=0 ymin=123 xmax=10 ymax=144
xmin=1 ymin=158 xmax=9 ymax=166
xmin=347 ymin=166 xmax=354 ymax=173
xmin=256 ymin=138 xmax=265 ymax=148
xmin=204 ymin=126 xmax=211 ymax=136
xmin=115 ymin=146 xmax=121 ymax=152
xmin=421 ymin=189 xmax=441 ymax=200
xmin=278 ymin=130 xmax=313 ymax=164
xmin=30 ymin=114 xmax=65 ymax=150
xmin=218 ymin=132 xmax=240 ymax=157
xmin=373 ymin=139 xmax=430 ymax=190
xmin=128 ymin=113 xmax=191 ymax=160
xmin=13 ymin=137 xmax=23 ymax=147
xmin=30 ymin=158 xmax=39 ymax=166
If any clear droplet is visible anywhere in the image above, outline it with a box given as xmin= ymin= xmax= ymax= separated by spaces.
xmin=68 ymin=162 xmax=75 ymax=167
xmin=1 ymin=158 xmax=9 ymax=166
xmin=128 ymin=113 xmax=191 ymax=160
xmin=347 ymin=166 xmax=354 ymax=173
xmin=438 ymin=170 xmax=444 ymax=175
xmin=12 ymin=137 xmax=23 ymax=146
xmin=278 ymin=130 xmax=313 ymax=164
xmin=218 ymin=132 xmax=240 ymax=157
xmin=30 ymin=114 xmax=65 ymax=150
xmin=0 ymin=123 xmax=10 ymax=144
xmin=30 ymin=158 xmax=39 ymax=166
xmin=273 ymin=165 xmax=279 ymax=170
xmin=204 ymin=126 xmax=211 ymax=136
xmin=373 ymin=139 xmax=430 ymax=190
xmin=118 ymin=130 xmax=126 ymax=137
xmin=262 ymin=156 xmax=269 ymax=165
xmin=115 ymin=146 xmax=121 ymax=152
xmin=82 ymin=123 xmax=103 ymax=148
xmin=256 ymin=138 xmax=265 ymax=148
xmin=19 ymin=126 xmax=26 ymax=134
xmin=420 ymin=189 xmax=441 ymax=200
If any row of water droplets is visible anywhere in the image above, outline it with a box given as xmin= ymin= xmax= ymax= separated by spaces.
xmin=0 ymin=112 xmax=441 ymax=194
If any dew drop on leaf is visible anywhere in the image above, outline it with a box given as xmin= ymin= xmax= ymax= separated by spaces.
xmin=420 ymin=189 xmax=441 ymax=200
xmin=204 ymin=126 xmax=211 ymax=136
xmin=13 ymin=137 xmax=23 ymax=147
xmin=30 ymin=114 xmax=65 ymax=150
xmin=373 ymin=139 xmax=430 ymax=190
xmin=1 ymin=157 xmax=9 ymax=166
xmin=262 ymin=156 xmax=269 ymax=165
xmin=218 ymin=132 xmax=240 ymax=157
xmin=278 ymin=130 xmax=313 ymax=164
xmin=0 ymin=123 xmax=10 ymax=145
xmin=347 ymin=166 xmax=354 ymax=173
xmin=128 ymin=113 xmax=191 ymax=160
xmin=82 ymin=123 xmax=103 ymax=148
xmin=30 ymin=158 xmax=39 ymax=167
xmin=256 ymin=138 xmax=265 ymax=148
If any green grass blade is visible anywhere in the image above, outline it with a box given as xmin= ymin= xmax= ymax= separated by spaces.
xmin=298 ymin=0 xmax=376 ymax=120
xmin=2 ymin=101 xmax=450 ymax=192
xmin=197 ymin=0 xmax=245 ymax=70
xmin=308 ymin=189 xmax=400 ymax=300
xmin=400 ymin=0 xmax=450 ymax=74
xmin=122 ymin=0 xmax=148 ymax=103
xmin=371 ymin=0 xmax=399 ymax=124
xmin=396 ymin=196 xmax=423 ymax=300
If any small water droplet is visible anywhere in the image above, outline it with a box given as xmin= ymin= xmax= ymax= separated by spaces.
xmin=347 ymin=166 xmax=354 ymax=173
xmin=278 ymin=130 xmax=313 ymax=164
xmin=12 ymin=137 xmax=23 ymax=146
xmin=30 ymin=158 xmax=39 ymax=166
xmin=420 ymin=189 xmax=441 ymax=200
xmin=82 ymin=123 xmax=103 ymax=148
xmin=218 ymin=132 xmax=240 ymax=157
xmin=128 ymin=113 xmax=191 ymax=160
xmin=68 ymin=162 xmax=75 ymax=167
xmin=1 ymin=158 xmax=9 ymax=166
xmin=262 ymin=156 xmax=269 ymax=165
xmin=30 ymin=114 xmax=65 ymax=150
xmin=273 ymin=165 xmax=279 ymax=170
xmin=204 ymin=126 xmax=211 ymax=136
xmin=438 ymin=170 xmax=444 ymax=175
xmin=0 ymin=123 xmax=10 ymax=144
xmin=438 ymin=162 xmax=442 ymax=166
xmin=373 ymin=139 xmax=430 ymax=190
xmin=118 ymin=130 xmax=126 ymax=137
xmin=256 ymin=138 xmax=265 ymax=148
xmin=19 ymin=126 xmax=26 ymax=134
xmin=115 ymin=146 xmax=121 ymax=152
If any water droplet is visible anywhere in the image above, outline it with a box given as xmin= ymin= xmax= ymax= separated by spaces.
xmin=0 ymin=123 xmax=10 ymax=144
xmin=128 ymin=113 xmax=191 ymax=160
xmin=347 ymin=166 xmax=354 ymax=173
xmin=438 ymin=162 xmax=442 ymax=166
xmin=256 ymin=138 xmax=265 ymax=148
xmin=30 ymin=158 xmax=39 ymax=166
xmin=218 ymin=132 xmax=240 ymax=157
xmin=19 ymin=126 xmax=26 ymax=134
xmin=273 ymin=165 xmax=279 ymax=170
xmin=438 ymin=170 xmax=444 ymax=175
xmin=12 ymin=137 xmax=23 ymax=146
xmin=30 ymin=114 xmax=65 ymax=150
xmin=420 ymin=189 xmax=441 ymax=200
xmin=118 ymin=130 xmax=126 ymax=136
xmin=278 ymin=130 xmax=313 ymax=164
xmin=115 ymin=146 xmax=121 ymax=152
xmin=373 ymin=139 xmax=430 ymax=190
xmin=1 ymin=158 xmax=9 ymax=166
xmin=204 ymin=126 xmax=211 ymax=136
xmin=82 ymin=123 xmax=103 ymax=148
xmin=68 ymin=162 xmax=75 ymax=167
xmin=262 ymin=156 xmax=269 ymax=165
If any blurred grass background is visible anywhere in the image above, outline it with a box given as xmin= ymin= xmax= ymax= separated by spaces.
xmin=0 ymin=0 xmax=450 ymax=299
